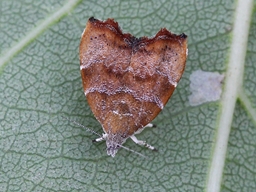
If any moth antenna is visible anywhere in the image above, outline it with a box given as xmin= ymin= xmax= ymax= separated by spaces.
xmin=116 ymin=144 xmax=147 ymax=158
xmin=61 ymin=116 xmax=101 ymax=137
xmin=62 ymin=116 xmax=147 ymax=158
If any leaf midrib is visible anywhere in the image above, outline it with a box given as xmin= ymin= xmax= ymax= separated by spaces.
xmin=206 ymin=0 xmax=254 ymax=191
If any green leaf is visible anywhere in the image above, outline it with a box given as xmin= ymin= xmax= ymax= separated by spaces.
xmin=0 ymin=0 xmax=255 ymax=191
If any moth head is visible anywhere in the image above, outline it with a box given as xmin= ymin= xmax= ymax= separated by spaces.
xmin=105 ymin=133 xmax=126 ymax=157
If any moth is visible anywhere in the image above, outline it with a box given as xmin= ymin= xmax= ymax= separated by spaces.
xmin=79 ymin=17 xmax=187 ymax=157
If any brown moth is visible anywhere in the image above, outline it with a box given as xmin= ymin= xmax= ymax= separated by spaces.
xmin=79 ymin=17 xmax=188 ymax=157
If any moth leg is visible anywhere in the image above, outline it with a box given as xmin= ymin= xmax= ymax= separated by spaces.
xmin=130 ymin=135 xmax=157 ymax=151
xmin=134 ymin=123 xmax=156 ymax=135
xmin=145 ymin=123 xmax=156 ymax=128
xmin=92 ymin=133 xmax=107 ymax=142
